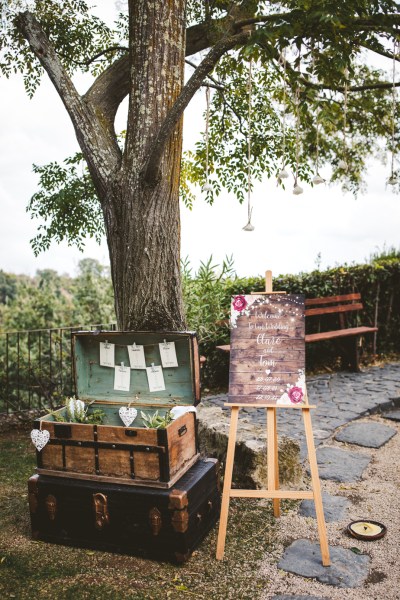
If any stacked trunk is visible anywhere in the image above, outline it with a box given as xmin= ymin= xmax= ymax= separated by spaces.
xmin=28 ymin=331 xmax=220 ymax=562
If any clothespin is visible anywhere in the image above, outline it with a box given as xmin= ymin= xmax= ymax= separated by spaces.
xmin=132 ymin=342 xmax=137 ymax=349
xmin=151 ymin=362 xmax=156 ymax=373
xmin=120 ymin=362 xmax=126 ymax=372
xmin=104 ymin=339 xmax=110 ymax=349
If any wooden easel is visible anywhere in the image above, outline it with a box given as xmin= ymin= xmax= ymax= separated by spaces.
xmin=216 ymin=271 xmax=330 ymax=566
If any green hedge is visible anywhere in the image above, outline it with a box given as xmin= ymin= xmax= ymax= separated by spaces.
xmin=182 ymin=256 xmax=400 ymax=387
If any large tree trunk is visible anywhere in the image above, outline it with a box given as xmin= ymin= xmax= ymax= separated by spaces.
xmin=17 ymin=3 xmax=249 ymax=333
xmin=104 ymin=170 xmax=185 ymax=331
xmin=103 ymin=0 xmax=186 ymax=330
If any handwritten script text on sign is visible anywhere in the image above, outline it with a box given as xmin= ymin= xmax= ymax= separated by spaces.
xmin=228 ymin=294 xmax=305 ymax=405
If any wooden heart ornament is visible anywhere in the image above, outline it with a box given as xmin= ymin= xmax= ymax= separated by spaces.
xmin=119 ymin=407 xmax=137 ymax=427
xmin=31 ymin=428 xmax=50 ymax=452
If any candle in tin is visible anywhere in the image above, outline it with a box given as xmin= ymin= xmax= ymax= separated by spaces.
xmin=347 ymin=520 xmax=386 ymax=541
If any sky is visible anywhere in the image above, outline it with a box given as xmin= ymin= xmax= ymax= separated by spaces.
xmin=0 ymin=2 xmax=399 ymax=280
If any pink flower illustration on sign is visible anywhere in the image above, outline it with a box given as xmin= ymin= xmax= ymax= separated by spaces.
xmin=232 ymin=295 xmax=247 ymax=312
xmin=288 ymin=386 xmax=304 ymax=404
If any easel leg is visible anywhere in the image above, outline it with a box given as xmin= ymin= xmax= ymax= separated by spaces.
xmin=266 ymin=408 xmax=280 ymax=517
xmin=216 ymin=406 xmax=239 ymax=560
xmin=302 ymin=408 xmax=330 ymax=566
xmin=273 ymin=408 xmax=280 ymax=517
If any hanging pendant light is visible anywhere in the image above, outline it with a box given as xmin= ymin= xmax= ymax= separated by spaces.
xmin=243 ymin=207 xmax=255 ymax=231
xmin=202 ymin=85 xmax=211 ymax=193
xmin=293 ymin=183 xmax=304 ymax=195
xmin=243 ymin=58 xmax=255 ymax=230
xmin=312 ymin=174 xmax=325 ymax=185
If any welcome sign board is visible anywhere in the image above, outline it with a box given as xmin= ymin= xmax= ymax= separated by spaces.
xmin=228 ymin=294 xmax=306 ymax=405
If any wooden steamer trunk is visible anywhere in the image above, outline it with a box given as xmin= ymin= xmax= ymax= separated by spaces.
xmin=33 ymin=331 xmax=201 ymax=488
xmin=28 ymin=458 xmax=220 ymax=564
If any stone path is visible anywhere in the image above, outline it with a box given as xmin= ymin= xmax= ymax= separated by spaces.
xmin=277 ymin=540 xmax=370 ymax=588
xmin=335 ymin=421 xmax=396 ymax=447
xmin=312 ymin=447 xmax=371 ymax=482
xmin=299 ymin=492 xmax=351 ymax=522
xmin=203 ymin=362 xmax=400 ymax=454
xmin=202 ymin=362 xmax=400 ymax=591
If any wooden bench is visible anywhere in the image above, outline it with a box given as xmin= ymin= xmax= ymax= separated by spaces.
xmin=216 ymin=293 xmax=377 ymax=371
xmin=304 ymin=293 xmax=377 ymax=371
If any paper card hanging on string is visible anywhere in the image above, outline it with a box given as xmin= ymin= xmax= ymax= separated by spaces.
xmin=114 ymin=363 xmax=131 ymax=392
xmin=228 ymin=294 xmax=305 ymax=406
xmin=100 ymin=341 xmax=115 ymax=367
xmin=128 ymin=343 xmax=146 ymax=369
xmin=146 ymin=365 xmax=166 ymax=393
xmin=159 ymin=341 xmax=178 ymax=368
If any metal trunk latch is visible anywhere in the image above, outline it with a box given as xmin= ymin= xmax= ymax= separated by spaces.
xmin=45 ymin=494 xmax=57 ymax=521
xmin=149 ymin=507 xmax=162 ymax=536
xmin=93 ymin=493 xmax=110 ymax=530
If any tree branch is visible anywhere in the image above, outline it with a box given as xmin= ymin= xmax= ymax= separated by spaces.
xmin=272 ymin=46 xmax=400 ymax=93
xmin=84 ymin=15 xmax=244 ymax=134
xmin=81 ymin=45 xmax=128 ymax=67
xmin=185 ymin=59 xmax=226 ymax=90
xmin=360 ymin=40 xmax=400 ymax=62
xmin=143 ymin=30 xmax=251 ymax=184
xmin=17 ymin=11 xmax=121 ymax=196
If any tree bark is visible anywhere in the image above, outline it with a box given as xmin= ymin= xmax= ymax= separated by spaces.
xmin=106 ymin=0 xmax=187 ymax=330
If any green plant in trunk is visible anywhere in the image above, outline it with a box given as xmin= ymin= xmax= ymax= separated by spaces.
xmin=140 ymin=410 xmax=173 ymax=429
xmin=50 ymin=396 xmax=105 ymax=425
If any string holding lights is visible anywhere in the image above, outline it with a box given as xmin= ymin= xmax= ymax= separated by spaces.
xmin=293 ymin=46 xmax=303 ymax=195
xmin=243 ymin=57 xmax=255 ymax=231
xmin=311 ymin=43 xmax=325 ymax=186
xmin=337 ymin=68 xmax=349 ymax=171
xmin=388 ymin=38 xmax=398 ymax=186
xmin=202 ymin=84 xmax=212 ymax=193
xmin=312 ymin=104 xmax=325 ymax=185
xmin=277 ymin=49 xmax=290 ymax=182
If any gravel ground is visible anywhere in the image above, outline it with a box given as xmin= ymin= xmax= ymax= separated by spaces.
xmin=259 ymin=414 xmax=400 ymax=600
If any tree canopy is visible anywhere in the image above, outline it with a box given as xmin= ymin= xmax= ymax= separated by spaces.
xmin=1 ymin=1 xmax=399 ymax=329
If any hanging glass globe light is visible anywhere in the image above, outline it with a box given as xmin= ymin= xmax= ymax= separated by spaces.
xmin=312 ymin=174 xmax=325 ymax=185
xmin=243 ymin=221 xmax=255 ymax=231
xmin=202 ymin=182 xmax=212 ymax=192
xmin=387 ymin=173 xmax=397 ymax=186
xmin=278 ymin=167 xmax=289 ymax=179
xmin=293 ymin=182 xmax=304 ymax=195
xmin=337 ymin=159 xmax=348 ymax=171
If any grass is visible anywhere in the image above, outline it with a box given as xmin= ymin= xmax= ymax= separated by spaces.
xmin=0 ymin=430 xmax=287 ymax=600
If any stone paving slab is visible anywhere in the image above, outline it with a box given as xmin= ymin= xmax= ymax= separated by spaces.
xmin=312 ymin=447 xmax=371 ymax=482
xmin=382 ymin=409 xmax=400 ymax=422
xmin=335 ymin=421 xmax=397 ymax=448
xmin=277 ymin=539 xmax=370 ymax=588
xmin=299 ymin=492 xmax=351 ymax=522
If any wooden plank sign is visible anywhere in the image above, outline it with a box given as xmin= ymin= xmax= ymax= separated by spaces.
xmin=228 ymin=294 xmax=306 ymax=405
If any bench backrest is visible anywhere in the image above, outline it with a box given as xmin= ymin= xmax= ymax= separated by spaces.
xmin=305 ymin=293 xmax=363 ymax=329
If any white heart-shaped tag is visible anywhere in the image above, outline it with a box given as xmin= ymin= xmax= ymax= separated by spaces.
xmin=31 ymin=429 xmax=50 ymax=452
xmin=265 ymin=369 xmax=271 ymax=375
xmin=119 ymin=406 xmax=137 ymax=427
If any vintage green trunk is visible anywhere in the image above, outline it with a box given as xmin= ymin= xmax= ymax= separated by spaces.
xmin=34 ymin=331 xmax=201 ymax=488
